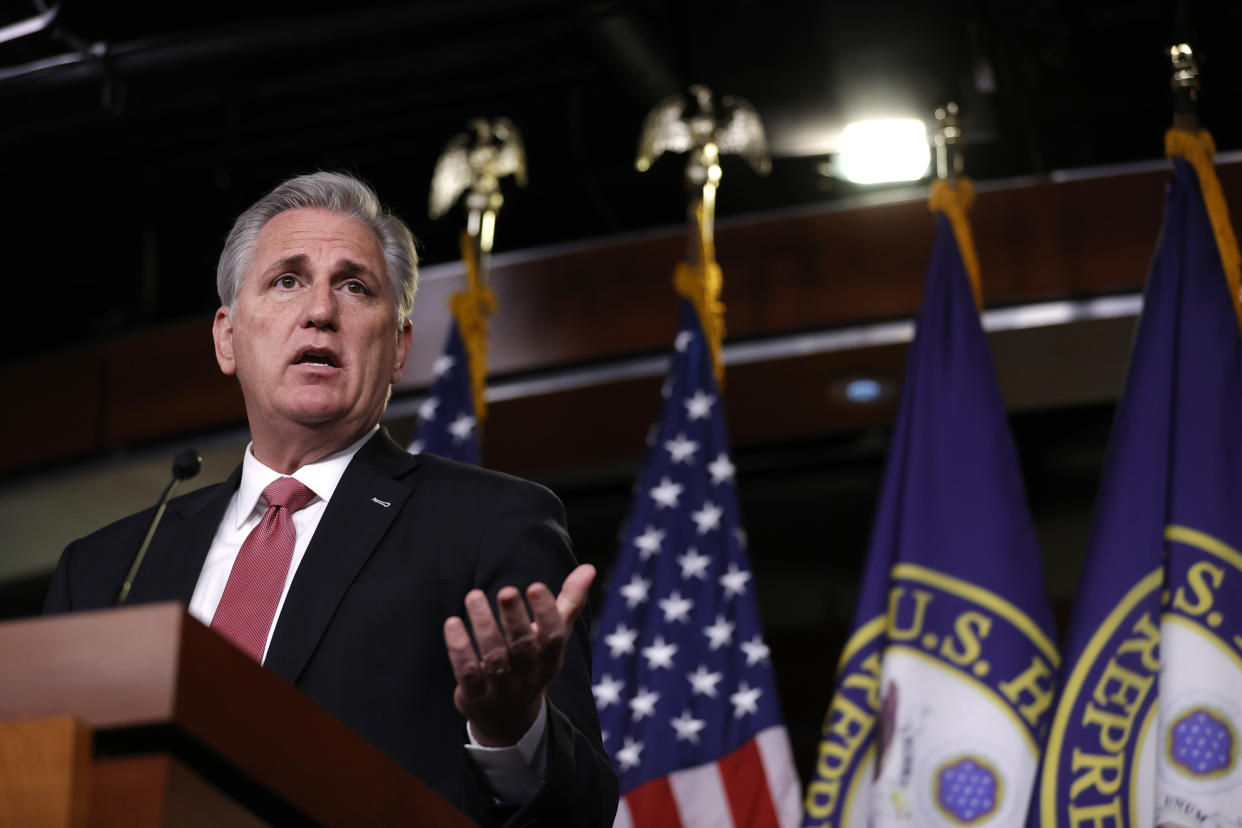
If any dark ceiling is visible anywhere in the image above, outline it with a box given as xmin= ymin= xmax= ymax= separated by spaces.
xmin=4 ymin=0 xmax=1241 ymax=361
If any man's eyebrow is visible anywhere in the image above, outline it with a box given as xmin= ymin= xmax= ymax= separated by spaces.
xmin=268 ymin=254 xmax=308 ymax=272
xmin=333 ymin=259 xmax=372 ymax=279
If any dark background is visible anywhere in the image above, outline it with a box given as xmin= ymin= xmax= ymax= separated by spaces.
xmin=3 ymin=0 xmax=1239 ymax=359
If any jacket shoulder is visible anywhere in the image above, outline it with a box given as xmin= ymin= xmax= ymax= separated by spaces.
xmin=72 ymin=480 xmax=235 ymax=551
xmin=412 ymin=453 xmax=562 ymax=509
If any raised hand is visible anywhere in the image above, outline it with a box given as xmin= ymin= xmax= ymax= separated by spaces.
xmin=443 ymin=563 xmax=595 ymax=746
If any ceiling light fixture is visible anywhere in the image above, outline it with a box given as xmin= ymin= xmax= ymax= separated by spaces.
xmin=837 ymin=119 xmax=931 ymax=185
xmin=827 ymin=375 xmax=896 ymax=406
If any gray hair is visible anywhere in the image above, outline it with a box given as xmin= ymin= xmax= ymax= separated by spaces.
xmin=217 ymin=172 xmax=418 ymax=325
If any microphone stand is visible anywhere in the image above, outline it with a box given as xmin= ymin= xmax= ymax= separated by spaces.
xmin=116 ymin=448 xmax=201 ymax=605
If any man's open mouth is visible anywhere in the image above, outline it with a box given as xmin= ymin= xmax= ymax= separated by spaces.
xmin=294 ymin=349 xmax=339 ymax=368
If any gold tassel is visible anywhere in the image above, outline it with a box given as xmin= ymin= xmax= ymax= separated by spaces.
xmin=450 ymin=232 xmax=497 ymax=423
xmin=673 ymin=202 xmax=726 ymax=388
xmin=1166 ymin=128 xmax=1242 ymax=334
xmin=928 ymin=178 xmax=983 ymax=310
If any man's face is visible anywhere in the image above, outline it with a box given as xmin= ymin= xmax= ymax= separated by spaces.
xmin=213 ymin=208 xmax=413 ymax=442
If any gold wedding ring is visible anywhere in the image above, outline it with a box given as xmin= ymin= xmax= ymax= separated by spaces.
xmin=485 ymin=662 xmax=511 ymax=677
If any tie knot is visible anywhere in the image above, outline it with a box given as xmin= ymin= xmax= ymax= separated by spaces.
xmin=262 ymin=477 xmax=317 ymax=512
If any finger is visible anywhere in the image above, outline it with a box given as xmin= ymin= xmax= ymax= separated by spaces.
xmin=555 ymin=563 xmax=596 ymax=626
xmin=528 ymin=581 xmax=561 ymax=643
xmin=497 ymin=586 xmax=537 ymax=673
xmin=528 ymin=581 xmax=568 ymax=675
xmin=444 ymin=616 xmax=488 ymax=700
xmin=464 ymin=589 xmax=509 ymax=674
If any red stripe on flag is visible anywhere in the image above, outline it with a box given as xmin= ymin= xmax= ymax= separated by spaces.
xmin=718 ymin=738 xmax=780 ymax=828
xmin=625 ymin=775 xmax=685 ymax=827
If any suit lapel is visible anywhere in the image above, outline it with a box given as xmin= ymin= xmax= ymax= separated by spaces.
xmin=264 ymin=430 xmax=421 ymax=684
xmin=126 ymin=465 xmax=242 ymax=606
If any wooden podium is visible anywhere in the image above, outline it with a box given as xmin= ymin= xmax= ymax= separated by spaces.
xmin=0 ymin=603 xmax=477 ymax=827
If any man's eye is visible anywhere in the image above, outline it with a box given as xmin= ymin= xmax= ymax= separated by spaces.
xmin=345 ymin=280 xmax=368 ymax=294
xmin=275 ymin=274 xmax=298 ymax=289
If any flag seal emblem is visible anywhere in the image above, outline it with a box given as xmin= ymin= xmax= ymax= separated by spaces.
xmin=1166 ymin=706 xmax=1238 ymax=779
xmin=933 ymin=754 xmax=1002 ymax=825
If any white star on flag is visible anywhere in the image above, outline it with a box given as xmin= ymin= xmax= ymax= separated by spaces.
xmin=671 ymin=711 xmax=707 ymax=744
xmin=658 ymin=591 xmax=694 ymax=623
xmin=676 ymin=548 xmax=711 ymax=580
xmin=617 ymin=738 xmax=643 ymax=771
xmin=703 ymin=614 xmax=735 ymax=650
xmin=674 ymin=330 xmax=694 ymax=352
xmin=741 ymin=635 xmax=771 ymax=666
xmin=418 ymin=396 xmax=440 ymax=421
xmin=708 ymin=453 xmax=736 ymax=485
xmin=604 ymin=623 xmax=638 ymax=657
xmin=432 ymin=354 xmax=456 ymax=376
xmin=593 ymin=674 xmax=624 ymax=708
xmin=448 ymin=413 xmax=475 ymax=444
xmin=649 ymin=476 xmax=683 ymax=509
xmin=641 ymin=636 xmax=678 ymax=670
xmin=687 ymin=665 xmax=723 ymax=697
xmin=730 ymin=682 xmax=762 ymax=719
xmin=629 ymin=687 xmax=659 ymax=722
xmin=634 ymin=526 xmax=665 ymax=560
xmin=619 ymin=575 xmax=651 ymax=609
xmin=664 ymin=433 xmax=699 ymax=464
xmin=691 ymin=501 xmax=723 ymax=534
xmin=719 ymin=563 xmax=751 ymax=598
xmin=684 ymin=389 xmax=715 ymax=420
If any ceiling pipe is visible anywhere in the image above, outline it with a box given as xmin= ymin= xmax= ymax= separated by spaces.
xmin=0 ymin=2 xmax=58 ymax=45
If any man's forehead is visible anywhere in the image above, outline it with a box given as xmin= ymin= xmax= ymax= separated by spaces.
xmin=250 ymin=208 xmax=384 ymax=273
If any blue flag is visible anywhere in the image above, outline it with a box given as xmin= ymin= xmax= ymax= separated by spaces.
xmin=409 ymin=319 xmax=481 ymax=464
xmin=1032 ymin=136 xmax=1242 ymax=825
xmin=593 ymin=299 xmax=801 ymax=827
xmin=803 ymin=186 xmax=1059 ymax=827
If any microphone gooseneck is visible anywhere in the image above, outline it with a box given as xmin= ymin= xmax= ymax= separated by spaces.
xmin=116 ymin=449 xmax=203 ymax=605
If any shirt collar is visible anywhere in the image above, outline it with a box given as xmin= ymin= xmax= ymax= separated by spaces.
xmin=233 ymin=426 xmax=379 ymax=530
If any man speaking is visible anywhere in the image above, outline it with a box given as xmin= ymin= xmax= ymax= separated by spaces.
xmin=44 ymin=172 xmax=619 ymax=827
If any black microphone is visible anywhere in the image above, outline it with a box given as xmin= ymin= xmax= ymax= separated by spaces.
xmin=116 ymin=448 xmax=202 ymax=605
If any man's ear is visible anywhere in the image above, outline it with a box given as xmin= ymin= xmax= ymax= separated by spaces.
xmin=213 ymin=307 xmax=237 ymax=376
xmin=392 ymin=318 xmax=414 ymax=384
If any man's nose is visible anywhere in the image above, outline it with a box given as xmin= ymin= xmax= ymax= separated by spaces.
xmin=302 ymin=280 xmax=338 ymax=329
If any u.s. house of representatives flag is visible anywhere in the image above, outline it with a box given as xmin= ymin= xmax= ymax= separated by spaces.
xmin=592 ymin=297 xmax=801 ymax=828
xmin=802 ymin=180 xmax=1059 ymax=828
xmin=1032 ymin=130 xmax=1242 ymax=827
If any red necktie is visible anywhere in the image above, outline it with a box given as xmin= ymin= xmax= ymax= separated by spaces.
xmin=211 ymin=477 xmax=317 ymax=662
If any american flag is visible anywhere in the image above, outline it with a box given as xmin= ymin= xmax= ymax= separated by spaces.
xmin=408 ymin=319 xmax=481 ymax=465
xmin=592 ymin=299 xmax=801 ymax=827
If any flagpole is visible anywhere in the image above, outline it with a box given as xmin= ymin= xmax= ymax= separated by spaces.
xmin=594 ymin=82 xmax=801 ymax=828
xmin=929 ymin=101 xmax=982 ymax=310
xmin=635 ymin=83 xmax=770 ymax=387
xmin=1170 ymin=42 xmax=1199 ymax=132
xmin=413 ymin=118 xmax=523 ymax=462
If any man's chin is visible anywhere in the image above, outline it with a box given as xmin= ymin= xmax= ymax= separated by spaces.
xmin=281 ymin=399 xmax=385 ymax=433
xmin=271 ymin=397 xmax=354 ymax=428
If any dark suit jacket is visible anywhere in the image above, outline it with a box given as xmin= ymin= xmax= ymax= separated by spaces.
xmin=44 ymin=429 xmax=618 ymax=827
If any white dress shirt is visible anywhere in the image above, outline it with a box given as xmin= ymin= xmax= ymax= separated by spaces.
xmin=187 ymin=427 xmax=545 ymax=802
